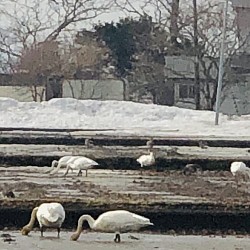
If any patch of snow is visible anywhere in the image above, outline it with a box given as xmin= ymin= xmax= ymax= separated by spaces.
xmin=0 ymin=97 xmax=249 ymax=137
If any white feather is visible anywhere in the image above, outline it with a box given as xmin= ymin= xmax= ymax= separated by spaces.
xmin=93 ymin=210 xmax=153 ymax=233
xmin=37 ymin=202 xmax=65 ymax=228
xmin=50 ymin=155 xmax=82 ymax=175
xmin=21 ymin=202 xmax=65 ymax=237
xmin=136 ymin=152 xmax=155 ymax=167
xmin=230 ymin=161 xmax=250 ymax=181
xmin=230 ymin=161 xmax=250 ymax=175
xmin=64 ymin=156 xmax=99 ymax=177
xmin=71 ymin=210 xmax=153 ymax=242
xmin=50 ymin=156 xmax=72 ymax=169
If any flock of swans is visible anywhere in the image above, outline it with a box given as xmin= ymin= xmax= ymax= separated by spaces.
xmin=49 ymin=155 xmax=99 ymax=177
xmin=20 ymin=141 xmax=156 ymax=242
xmin=21 ymin=202 xmax=153 ymax=243
xmin=48 ymin=149 xmax=156 ymax=177
xmin=19 ymin=137 xmax=250 ymax=243
xmin=19 ymin=160 xmax=250 ymax=243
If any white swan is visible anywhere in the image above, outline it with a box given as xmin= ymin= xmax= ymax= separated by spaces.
xmin=230 ymin=161 xmax=250 ymax=183
xmin=21 ymin=202 xmax=65 ymax=237
xmin=136 ymin=151 xmax=155 ymax=174
xmin=50 ymin=156 xmax=82 ymax=175
xmin=64 ymin=156 xmax=99 ymax=177
xmin=70 ymin=210 xmax=153 ymax=242
xmin=47 ymin=155 xmax=74 ymax=174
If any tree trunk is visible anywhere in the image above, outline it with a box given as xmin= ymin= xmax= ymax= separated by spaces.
xmin=193 ymin=0 xmax=201 ymax=110
xmin=170 ymin=0 xmax=180 ymax=44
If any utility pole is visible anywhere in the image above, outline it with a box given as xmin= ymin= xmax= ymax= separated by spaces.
xmin=215 ymin=0 xmax=229 ymax=125
xmin=193 ymin=0 xmax=200 ymax=110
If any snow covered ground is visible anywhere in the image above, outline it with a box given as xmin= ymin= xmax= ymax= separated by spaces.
xmin=0 ymin=97 xmax=249 ymax=137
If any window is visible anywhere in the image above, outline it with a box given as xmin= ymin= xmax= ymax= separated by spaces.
xmin=179 ymin=84 xmax=195 ymax=99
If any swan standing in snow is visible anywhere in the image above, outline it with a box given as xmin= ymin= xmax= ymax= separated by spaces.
xmin=21 ymin=202 xmax=65 ymax=237
xmin=70 ymin=210 xmax=153 ymax=242
xmin=136 ymin=151 xmax=155 ymax=174
xmin=64 ymin=156 xmax=99 ymax=177
xmin=230 ymin=161 xmax=250 ymax=184
xmin=49 ymin=156 xmax=82 ymax=175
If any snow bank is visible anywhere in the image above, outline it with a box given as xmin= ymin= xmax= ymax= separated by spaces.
xmin=0 ymin=97 xmax=249 ymax=137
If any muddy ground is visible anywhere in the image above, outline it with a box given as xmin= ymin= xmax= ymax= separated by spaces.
xmin=0 ymin=166 xmax=250 ymax=234
xmin=0 ymin=231 xmax=250 ymax=250
xmin=0 ymin=166 xmax=249 ymax=206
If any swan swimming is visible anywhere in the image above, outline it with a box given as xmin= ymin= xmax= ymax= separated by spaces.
xmin=70 ymin=210 xmax=153 ymax=242
xmin=136 ymin=151 xmax=155 ymax=174
xmin=64 ymin=156 xmax=99 ymax=177
xmin=21 ymin=202 xmax=65 ymax=237
xmin=49 ymin=156 xmax=82 ymax=175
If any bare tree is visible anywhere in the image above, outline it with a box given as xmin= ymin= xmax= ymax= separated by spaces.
xmin=60 ymin=29 xmax=115 ymax=80
xmin=0 ymin=0 xmax=113 ymax=45
xmin=0 ymin=0 xmax=114 ymax=100
xmin=13 ymin=40 xmax=62 ymax=101
xmin=115 ymin=0 xmax=245 ymax=110
xmin=180 ymin=1 xmax=242 ymax=110
xmin=193 ymin=0 xmax=200 ymax=110
xmin=170 ymin=0 xmax=180 ymax=44
xmin=45 ymin=0 xmax=113 ymax=41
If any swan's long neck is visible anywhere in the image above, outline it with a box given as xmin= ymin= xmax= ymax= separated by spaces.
xmin=63 ymin=163 xmax=72 ymax=176
xmin=71 ymin=215 xmax=95 ymax=241
xmin=50 ymin=161 xmax=62 ymax=174
xmin=27 ymin=207 xmax=38 ymax=228
xmin=81 ymin=214 xmax=95 ymax=228
xmin=21 ymin=207 xmax=38 ymax=235
xmin=51 ymin=160 xmax=58 ymax=169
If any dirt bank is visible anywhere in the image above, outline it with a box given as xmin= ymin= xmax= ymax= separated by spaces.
xmin=0 ymin=167 xmax=250 ymax=233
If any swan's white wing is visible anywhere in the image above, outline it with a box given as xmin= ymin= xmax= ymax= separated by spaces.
xmin=37 ymin=203 xmax=65 ymax=227
xmin=66 ymin=156 xmax=82 ymax=164
xmin=131 ymin=212 xmax=153 ymax=225
xmin=74 ymin=157 xmax=99 ymax=166
xmin=240 ymin=165 xmax=250 ymax=172
xmin=137 ymin=155 xmax=154 ymax=166
xmin=58 ymin=156 xmax=73 ymax=164
xmin=230 ymin=161 xmax=248 ymax=175
xmin=94 ymin=210 xmax=152 ymax=233
xmin=136 ymin=155 xmax=147 ymax=163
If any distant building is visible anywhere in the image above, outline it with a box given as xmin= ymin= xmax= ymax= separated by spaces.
xmin=229 ymin=0 xmax=250 ymax=114
xmin=0 ymin=73 xmax=45 ymax=102
xmin=46 ymin=79 xmax=125 ymax=101
xmin=231 ymin=0 xmax=250 ymax=52
xmin=164 ymin=56 xmax=217 ymax=110
xmin=163 ymin=1 xmax=250 ymax=115
xmin=0 ymin=73 xmax=125 ymax=102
